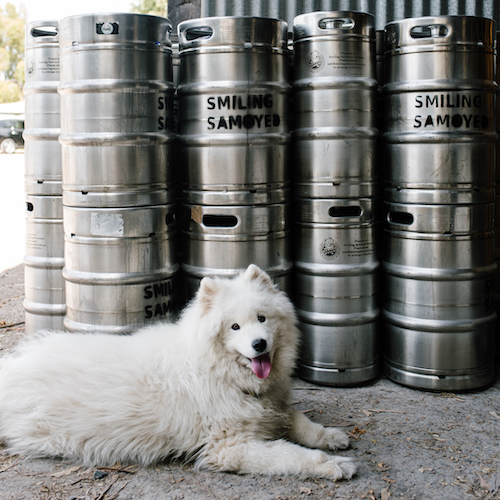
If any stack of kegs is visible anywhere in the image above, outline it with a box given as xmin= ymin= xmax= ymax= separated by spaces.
xmin=495 ymin=31 xmax=500 ymax=358
xmin=292 ymin=12 xmax=380 ymax=386
xmin=58 ymin=13 xmax=179 ymax=333
xmin=177 ymin=16 xmax=292 ymax=295
xmin=382 ymin=16 xmax=497 ymax=390
xmin=23 ymin=21 xmax=65 ymax=333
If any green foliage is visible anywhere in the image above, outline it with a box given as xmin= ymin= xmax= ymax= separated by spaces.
xmin=0 ymin=2 xmax=26 ymax=103
xmin=131 ymin=0 xmax=168 ymax=18
xmin=0 ymin=80 xmax=23 ymax=103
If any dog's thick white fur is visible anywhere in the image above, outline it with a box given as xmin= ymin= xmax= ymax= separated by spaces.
xmin=0 ymin=265 xmax=356 ymax=480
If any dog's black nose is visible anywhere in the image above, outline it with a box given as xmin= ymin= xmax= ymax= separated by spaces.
xmin=252 ymin=338 xmax=267 ymax=353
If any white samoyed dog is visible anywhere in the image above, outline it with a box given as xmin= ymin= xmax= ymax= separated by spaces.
xmin=0 ymin=265 xmax=356 ymax=480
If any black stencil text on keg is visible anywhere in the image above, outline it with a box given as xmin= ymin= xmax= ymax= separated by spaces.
xmin=413 ymin=92 xmax=489 ymax=129
xmin=144 ymin=280 xmax=175 ymax=319
xmin=207 ymin=94 xmax=273 ymax=110
xmin=157 ymin=96 xmax=173 ymax=131
xmin=207 ymin=114 xmax=281 ymax=130
xmin=144 ymin=300 xmax=175 ymax=319
xmin=415 ymin=94 xmax=482 ymax=109
xmin=206 ymin=94 xmax=281 ymax=130
xmin=143 ymin=280 xmax=173 ymax=299
xmin=413 ymin=113 xmax=489 ymax=129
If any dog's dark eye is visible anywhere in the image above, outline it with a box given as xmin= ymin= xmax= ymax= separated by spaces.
xmin=258 ymin=315 xmax=266 ymax=323
xmin=231 ymin=323 xmax=240 ymax=330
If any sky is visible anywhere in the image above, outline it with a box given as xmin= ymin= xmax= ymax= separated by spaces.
xmin=2 ymin=0 xmax=133 ymax=23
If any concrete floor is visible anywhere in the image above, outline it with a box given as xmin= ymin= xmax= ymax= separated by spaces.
xmin=1 ymin=264 xmax=499 ymax=500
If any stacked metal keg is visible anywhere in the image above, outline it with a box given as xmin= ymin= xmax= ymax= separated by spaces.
xmin=177 ymin=16 xmax=292 ymax=295
xmin=23 ymin=21 xmax=65 ymax=333
xmin=58 ymin=13 xmax=179 ymax=333
xmin=383 ymin=16 xmax=497 ymax=390
xmin=292 ymin=12 xmax=380 ymax=386
xmin=495 ymin=31 xmax=500 ymax=358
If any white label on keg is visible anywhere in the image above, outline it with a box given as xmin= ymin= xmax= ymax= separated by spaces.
xmin=90 ymin=212 xmax=124 ymax=237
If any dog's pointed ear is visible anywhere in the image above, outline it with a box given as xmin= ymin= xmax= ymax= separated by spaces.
xmin=197 ymin=276 xmax=220 ymax=314
xmin=243 ymin=264 xmax=276 ymax=291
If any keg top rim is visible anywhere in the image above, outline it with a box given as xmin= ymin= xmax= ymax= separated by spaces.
xmin=384 ymin=15 xmax=496 ymax=53
xmin=293 ymin=10 xmax=375 ymax=40
xmin=58 ymin=12 xmax=173 ymax=49
xmin=59 ymin=11 xmax=171 ymax=22
xmin=178 ymin=16 xmax=289 ymax=51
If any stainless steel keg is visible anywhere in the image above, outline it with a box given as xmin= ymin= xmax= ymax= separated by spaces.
xmin=181 ymin=203 xmax=292 ymax=295
xmin=24 ymin=21 xmax=65 ymax=334
xmin=177 ymin=16 xmax=290 ymax=205
xmin=495 ymin=31 xmax=500 ymax=358
xmin=383 ymin=201 xmax=496 ymax=390
xmin=59 ymin=13 xmax=175 ymax=207
xmin=24 ymin=195 xmax=65 ymax=333
xmin=384 ymin=16 xmax=497 ymax=204
xmin=63 ymin=204 xmax=179 ymax=333
xmin=382 ymin=16 xmax=497 ymax=390
xmin=293 ymin=11 xmax=378 ymax=199
xmin=294 ymin=198 xmax=380 ymax=385
xmin=24 ymin=21 xmax=62 ymax=196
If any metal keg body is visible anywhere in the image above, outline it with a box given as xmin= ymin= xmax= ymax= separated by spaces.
xmin=382 ymin=16 xmax=497 ymax=390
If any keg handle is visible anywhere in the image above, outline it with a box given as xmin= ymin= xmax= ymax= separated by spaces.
xmin=387 ymin=211 xmax=414 ymax=226
xmin=30 ymin=24 xmax=58 ymax=38
xmin=184 ymin=26 xmax=214 ymax=41
xmin=202 ymin=214 xmax=238 ymax=228
xmin=328 ymin=206 xmax=363 ymax=218
xmin=410 ymin=24 xmax=449 ymax=39
xmin=318 ymin=17 xmax=355 ymax=30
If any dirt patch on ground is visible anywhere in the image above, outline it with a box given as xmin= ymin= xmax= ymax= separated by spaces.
xmin=1 ymin=264 xmax=499 ymax=499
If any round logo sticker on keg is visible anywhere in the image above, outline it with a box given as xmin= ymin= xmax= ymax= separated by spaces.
xmin=26 ymin=56 xmax=35 ymax=77
xmin=320 ymin=237 xmax=340 ymax=260
xmin=308 ymin=50 xmax=325 ymax=72
xmin=96 ymin=22 xmax=119 ymax=35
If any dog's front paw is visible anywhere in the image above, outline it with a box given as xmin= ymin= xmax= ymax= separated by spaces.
xmin=320 ymin=427 xmax=350 ymax=451
xmin=319 ymin=456 xmax=357 ymax=481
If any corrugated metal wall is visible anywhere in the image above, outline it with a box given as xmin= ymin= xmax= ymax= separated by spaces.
xmin=200 ymin=0 xmax=499 ymax=30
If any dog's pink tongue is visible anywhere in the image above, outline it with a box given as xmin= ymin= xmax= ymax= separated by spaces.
xmin=251 ymin=353 xmax=272 ymax=379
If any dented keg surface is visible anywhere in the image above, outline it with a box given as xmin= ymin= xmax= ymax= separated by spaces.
xmin=58 ymin=13 xmax=175 ymax=207
xmin=63 ymin=205 xmax=179 ymax=333
xmin=178 ymin=16 xmax=290 ymax=204
xmin=383 ymin=201 xmax=496 ymax=390
xmin=181 ymin=203 xmax=292 ymax=295
xmin=294 ymin=197 xmax=380 ymax=385
xmin=24 ymin=195 xmax=66 ymax=333
xmin=293 ymin=11 xmax=378 ymax=199
xmin=384 ymin=16 xmax=497 ymax=204
xmin=24 ymin=21 xmax=61 ymax=196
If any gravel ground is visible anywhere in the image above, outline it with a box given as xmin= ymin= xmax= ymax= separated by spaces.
xmin=1 ymin=264 xmax=499 ymax=500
